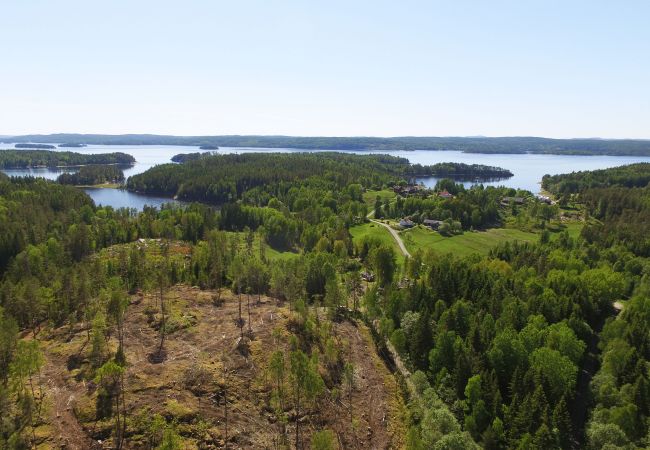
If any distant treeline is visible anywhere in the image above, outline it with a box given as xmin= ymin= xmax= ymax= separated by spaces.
xmin=57 ymin=165 xmax=125 ymax=186
xmin=0 ymin=150 xmax=135 ymax=168
xmin=542 ymin=162 xmax=650 ymax=195
xmin=15 ymin=143 xmax=55 ymax=149
xmin=7 ymin=133 xmax=650 ymax=156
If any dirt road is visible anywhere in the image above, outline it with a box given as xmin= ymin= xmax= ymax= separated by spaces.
xmin=370 ymin=219 xmax=411 ymax=258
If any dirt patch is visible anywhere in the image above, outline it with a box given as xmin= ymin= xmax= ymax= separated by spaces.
xmin=41 ymin=342 xmax=101 ymax=449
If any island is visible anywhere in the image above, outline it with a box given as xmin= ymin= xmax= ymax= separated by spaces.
xmin=171 ymin=152 xmax=214 ymax=163
xmin=408 ymin=162 xmax=513 ymax=179
xmin=58 ymin=143 xmax=87 ymax=148
xmin=57 ymin=165 xmax=125 ymax=186
xmin=15 ymin=143 xmax=56 ymax=149
xmin=198 ymin=145 xmax=219 ymax=150
xmin=0 ymin=150 xmax=135 ymax=168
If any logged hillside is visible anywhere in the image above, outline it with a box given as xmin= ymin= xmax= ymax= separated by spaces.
xmin=36 ymin=271 xmax=406 ymax=449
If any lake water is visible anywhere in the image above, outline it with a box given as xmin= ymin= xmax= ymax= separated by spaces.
xmin=3 ymin=144 xmax=650 ymax=209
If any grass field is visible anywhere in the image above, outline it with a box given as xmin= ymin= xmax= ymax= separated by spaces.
xmin=363 ymin=189 xmax=396 ymax=208
xmin=562 ymin=222 xmax=584 ymax=240
xmin=401 ymin=225 xmax=539 ymax=258
xmin=224 ymin=231 xmax=301 ymax=261
xmin=349 ymin=222 xmax=405 ymax=263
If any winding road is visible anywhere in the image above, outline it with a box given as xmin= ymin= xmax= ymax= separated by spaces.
xmin=370 ymin=219 xmax=411 ymax=258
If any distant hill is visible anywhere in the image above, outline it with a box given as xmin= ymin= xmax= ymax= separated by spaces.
xmin=5 ymin=133 xmax=650 ymax=156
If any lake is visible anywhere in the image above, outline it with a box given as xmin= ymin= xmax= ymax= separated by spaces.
xmin=3 ymin=144 xmax=650 ymax=209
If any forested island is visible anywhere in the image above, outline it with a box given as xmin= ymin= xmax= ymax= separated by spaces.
xmin=0 ymin=149 xmax=135 ymax=168
xmin=407 ymin=162 xmax=513 ymax=179
xmin=199 ymin=145 xmax=219 ymax=150
xmin=58 ymin=143 xmax=87 ymax=148
xmin=15 ymin=143 xmax=56 ymax=149
xmin=57 ymin=165 xmax=125 ymax=186
xmin=129 ymin=153 xmax=512 ymax=204
xmin=7 ymin=133 xmax=650 ymax=155
xmin=170 ymin=151 xmax=213 ymax=163
xmin=0 ymin=159 xmax=648 ymax=449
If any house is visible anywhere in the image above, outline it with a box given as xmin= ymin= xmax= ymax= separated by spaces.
xmin=438 ymin=190 xmax=454 ymax=199
xmin=399 ymin=218 xmax=415 ymax=228
xmin=393 ymin=184 xmax=425 ymax=196
xmin=423 ymin=219 xmax=444 ymax=230
xmin=501 ymin=196 xmax=525 ymax=206
xmin=536 ymin=194 xmax=554 ymax=205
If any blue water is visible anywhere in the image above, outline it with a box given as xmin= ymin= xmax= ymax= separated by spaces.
xmin=3 ymin=144 xmax=650 ymax=209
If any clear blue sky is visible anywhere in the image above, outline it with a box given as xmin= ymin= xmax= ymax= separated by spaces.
xmin=1 ymin=0 xmax=648 ymax=138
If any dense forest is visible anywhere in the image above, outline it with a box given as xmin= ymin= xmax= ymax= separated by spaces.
xmin=0 ymin=150 xmax=135 ymax=168
xmin=0 ymin=161 xmax=648 ymax=449
xmin=6 ymin=133 xmax=650 ymax=155
xmin=57 ymin=165 xmax=126 ymax=186
xmin=542 ymin=163 xmax=650 ymax=195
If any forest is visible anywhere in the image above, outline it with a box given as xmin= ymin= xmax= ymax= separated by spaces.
xmin=542 ymin=163 xmax=650 ymax=195
xmin=57 ymin=165 xmax=126 ymax=186
xmin=0 ymin=150 xmax=135 ymax=168
xmin=7 ymin=133 xmax=650 ymax=155
xmin=0 ymin=161 xmax=647 ymax=449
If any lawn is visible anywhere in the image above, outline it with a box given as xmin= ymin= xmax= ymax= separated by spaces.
xmin=349 ymin=222 xmax=405 ymax=263
xmin=562 ymin=222 xmax=583 ymax=240
xmin=401 ymin=225 xmax=538 ymax=258
xmin=224 ymin=231 xmax=301 ymax=261
xmin=363 ymin=189 xmax=396 ymax=208
xmin=265 ymin=245 xmax=301 ymax=261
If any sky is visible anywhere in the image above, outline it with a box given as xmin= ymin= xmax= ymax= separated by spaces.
xmin=0 ymin=0 xmax=649 ymax=138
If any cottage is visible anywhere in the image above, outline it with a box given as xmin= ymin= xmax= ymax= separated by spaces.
xmin=399 ymin=218 xmax=415 ymax=228
xmin=393 ymin=184 xmax=425 ymax=196
xmin=438 ymin=190 xmax=454 ymax=199
xmin=423 ymin=219 xmax=444 ymax=230
xmin=536 ymin=195 xmax=554 ymax=205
